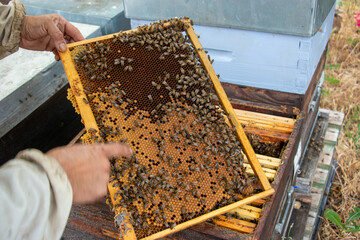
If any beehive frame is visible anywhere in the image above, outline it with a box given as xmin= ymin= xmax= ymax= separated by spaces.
xmin=59 ymin=18 xmax=274 ymax=239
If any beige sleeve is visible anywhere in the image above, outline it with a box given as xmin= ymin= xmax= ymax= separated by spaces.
xmin=0 ymin=149 xmax=73 ymax=239
xmin=0 ymin=0 xmax=26 ymax=59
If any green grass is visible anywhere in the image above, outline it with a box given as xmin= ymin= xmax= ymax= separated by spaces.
xmin=325 ymin=64 xmax=341 ymax=70
xmin=321 ymin=89 xmax=330 ymax=96
xmin=344 ymin=105 xmax=360 ymax=153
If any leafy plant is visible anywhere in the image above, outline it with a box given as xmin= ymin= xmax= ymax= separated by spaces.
xmin=325 ymin=207 xmax=360 ymax=233
xmin=321 ymin=89 xmax=330 ymax=96
xmin=347 ymin=38 xmax=359 ymax=47
xmin=325 ymin=75 xmax=340 ymax=85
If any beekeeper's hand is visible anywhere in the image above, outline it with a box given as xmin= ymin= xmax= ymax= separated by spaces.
xmin=47 ymin=143 xmax=133 ymax=204
xmin=20 ymin=14 xmax=84 ymax=60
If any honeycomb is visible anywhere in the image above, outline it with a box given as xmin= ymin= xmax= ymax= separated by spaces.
xmin=62 ymin=18 xmax=268 ymax=239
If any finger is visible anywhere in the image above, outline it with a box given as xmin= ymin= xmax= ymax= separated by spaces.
xmin=53 ymin=49 xmax=60 ymax=61
xmin=63 ymin=21 xmax=85 ymax=42
xmin=46 ymin=17 xmax=67 ymax=52
xmin=100 ymin=143 xmax=133 ymax=158
xmin=100 ymin=155 xmax=111 ymax=172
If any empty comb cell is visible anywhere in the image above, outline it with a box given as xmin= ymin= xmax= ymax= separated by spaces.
xmin=59 ymin=17 xmax=274 ymax=239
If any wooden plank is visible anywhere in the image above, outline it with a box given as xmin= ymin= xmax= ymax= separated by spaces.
xmin=309 ymin=192 xmax=322 ymax=213
xmin=238 ymin=204 xmax=262 ymax=213
xmin=240 ymin=120 xmax=293 ymax=133
xmin=234 ymin=196 xmax=267 ymax=207
xmin=227 ymin=208 xmax=260 ymax=221
xmin=59 ymin=49 xmax=100 ymax=133
xmin=243 ymin=126 xmax=291 ymax=141
xmin=212 ymin=216 xmax=256 ymax=234
xmin=186 ymin=22 xmax=272 ymax=192
xmin=217 ymin=204 xmax=262 ymax=225
xmin=243 ymin=154 xmax=281 ymax=169
xmin=318 ymin=151 xmax=333 ymax=166
xmin=243 ymin=163 xmax=276 ymax=181
xmin=235 ymin=109 xmax=295 ymax=133
xmin=188 ymin=222 xmax=245 ymax=240
xmin=236 ymin=116 xmax=294 ymax=130
xmin=235 ymin=109 xmax=296 ymax=126
xmin=63 ymin=201 xmax=120 ymax=240
xmin=303 ymin=216 xmax=316 ymax=240
xmin=312 ymin=168 xmax=328 ymax=185
xmin=243 ymin=163 xmax=277 ymax=175
xmin=295 ymin=177 xmax=311 ymax=194
xmin=256 ymin=154 xmax=282 ymax=164
xmin=327 ymin=110 xmax=344 ymax=127
xmin=223 ymin=83 xmax=303 ymax=111
xmin=322 ymin=144 xmax=335 ymax=155
xmin=231 ymin=205 xmax=263 ymax=221
xmin=324 ymin=127 xmax=340 ymax=144
xmin=0 ymin=63 xmax=68 ymax=138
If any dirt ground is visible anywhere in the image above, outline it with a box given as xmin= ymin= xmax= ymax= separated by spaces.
xmin=318 ymin=0 xmax=360 ymax=239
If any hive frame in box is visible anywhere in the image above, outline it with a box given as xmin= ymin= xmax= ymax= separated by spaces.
xmin=59 ymin=19 xmax=274 ymax=240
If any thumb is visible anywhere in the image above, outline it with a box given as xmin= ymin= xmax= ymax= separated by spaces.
xmin=46 ymin=19 xmax=67 ymax=52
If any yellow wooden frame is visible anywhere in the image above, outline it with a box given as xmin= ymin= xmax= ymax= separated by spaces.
xmin=59 ymin=19 xmax=274 ymax=240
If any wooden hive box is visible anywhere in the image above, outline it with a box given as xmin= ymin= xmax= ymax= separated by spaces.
xmin=63 ymin=44 xmax=326 ymax=239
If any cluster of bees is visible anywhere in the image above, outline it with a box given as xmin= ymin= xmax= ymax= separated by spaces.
xmin=308 ymin=122 xmax=325 ymax=158
xmin=246 ymin=132 xmax=282 ymax=158
xmin=69 ymin=18 xmax=252 ymax=238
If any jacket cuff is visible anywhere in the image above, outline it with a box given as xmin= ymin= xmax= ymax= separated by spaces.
xmin=15 ymin=149 xmax=73 ymax=238
xmin=5 ymin=0 xmax=26 ymax=53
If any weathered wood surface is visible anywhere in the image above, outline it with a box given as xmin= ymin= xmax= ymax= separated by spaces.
xmin=62 ymin=201 xmax=253 ymax=240
xmin=243 ymin=154 xmax=281 ymax=170
xmin=212 ymin=216 xmax=256 ymax=234
xmin=63 ymin=200 xmax=119 ymax=240
xmin=235 ymin=109 xmax=295 ymax=133
xmin=222 ymin=84 xmax=302 ymax=113
xmin=298 ymin=111 xmax=329 ymax=180
xmin=0 ymin=86 xmax=83 ymax=165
